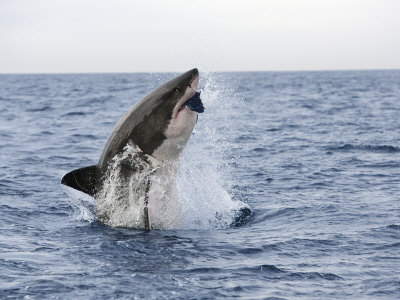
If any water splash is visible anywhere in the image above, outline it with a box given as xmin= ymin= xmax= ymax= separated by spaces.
xmin=64 ymin=186 xmax=95 ymax=222
xmin=178 ymin=72 xmax=250 ymax=229
xmin=95 ymin=142 xmax=154 ymax=228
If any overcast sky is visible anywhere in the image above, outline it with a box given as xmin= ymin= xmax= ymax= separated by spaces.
xmin=1 ymin=0 xmax=399 ymax=73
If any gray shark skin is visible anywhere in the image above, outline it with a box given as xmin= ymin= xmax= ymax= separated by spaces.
xmin=61 ymin=68 xmax=202 ymax=229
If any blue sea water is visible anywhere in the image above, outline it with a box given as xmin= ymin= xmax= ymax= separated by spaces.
xmin=1 ymin=70 xmax=400 ymax=299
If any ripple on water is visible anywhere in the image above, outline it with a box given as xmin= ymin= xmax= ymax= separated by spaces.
xmin=1 ymin=70 xmax=400 ymax=299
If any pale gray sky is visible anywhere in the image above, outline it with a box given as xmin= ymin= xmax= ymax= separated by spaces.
xmin=1 ymin=0 xmax=399 ymax=73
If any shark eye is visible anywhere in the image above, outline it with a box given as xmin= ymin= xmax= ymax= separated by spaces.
xmin=174 ymin=88 xmax=180 ymax=93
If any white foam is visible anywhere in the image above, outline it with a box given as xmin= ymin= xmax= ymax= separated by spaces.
xmin=63 ymin=185 xmax=95 ymax=223
xmin=95 ymin=143 xmax=154 ymax=228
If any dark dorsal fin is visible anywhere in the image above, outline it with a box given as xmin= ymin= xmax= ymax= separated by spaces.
xmin=61 ymin=165 xmax=100 ymax=196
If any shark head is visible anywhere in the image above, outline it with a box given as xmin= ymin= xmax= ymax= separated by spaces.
xmin=97 ymin=68 xmax=204 ymax=168
xmin=131 ymin=68 xmax=202 ymax=161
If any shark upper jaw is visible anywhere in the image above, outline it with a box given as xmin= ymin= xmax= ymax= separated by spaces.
xmin=150 ymin=71 xmax=200 ymax=162
xmin=172 ymin=74 xmax=200 ymax=120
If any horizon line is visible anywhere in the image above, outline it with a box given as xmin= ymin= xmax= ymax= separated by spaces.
xmin=0 ymin=67 xmax=399 ymax=76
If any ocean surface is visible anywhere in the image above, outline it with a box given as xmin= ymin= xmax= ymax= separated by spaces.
xmin=1 ymin=70 xmax=400 ymax=299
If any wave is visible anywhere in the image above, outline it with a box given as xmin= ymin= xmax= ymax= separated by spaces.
xmin=386 ymin=224 xmax=400 ymax=230
xmin=62 ymin=111 xmax=90 ymax=117
xmin=326 ymin=144 xmax=400 ymax=153
xmin=26 ymin=105 xmax=52 ymax=112
xmin=180 ymin=264 xmax=343 ymax=281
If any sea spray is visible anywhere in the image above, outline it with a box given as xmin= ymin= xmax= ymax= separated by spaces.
xmin=178 ymin=72 xmax=250 ymax=229
xmin=95 ymin=142 xmax=154 ymax=228
xmin=65 ymin=186 xmax=96 ymax=222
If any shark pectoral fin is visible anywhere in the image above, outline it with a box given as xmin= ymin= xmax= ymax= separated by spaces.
xmin=61 ymin=165 xmax=100 ymax=196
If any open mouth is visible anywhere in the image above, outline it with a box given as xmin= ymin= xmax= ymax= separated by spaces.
xmin=179 ymin=91 xmax=205 ymax=113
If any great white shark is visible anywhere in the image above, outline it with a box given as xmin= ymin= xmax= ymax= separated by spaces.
xmin=62 ymin=68 xmax=204 ymax=229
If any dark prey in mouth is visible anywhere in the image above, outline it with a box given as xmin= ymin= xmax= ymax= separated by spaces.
xmin=181 ymin=91 xmax=205 ymax=113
